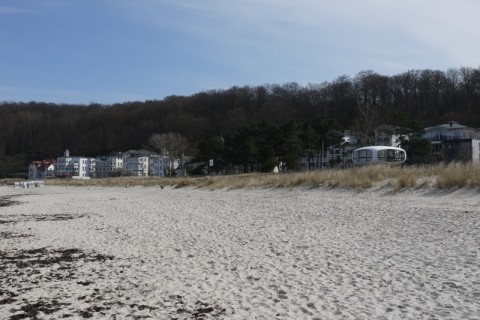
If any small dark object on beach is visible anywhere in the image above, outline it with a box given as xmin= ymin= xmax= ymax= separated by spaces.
xmin=9 ymin=299 xmax=70 ymax=319
xmin=0 ymin=196 xmax=19 ymax=207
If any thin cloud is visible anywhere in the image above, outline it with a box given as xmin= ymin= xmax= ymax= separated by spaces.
xmin=0 ymin=6 xmax=31 ymax=14
xmin=110 ymin=0 xmax=480 ymax=85
xmin=330 ymin=0 xmax=480 ymax=67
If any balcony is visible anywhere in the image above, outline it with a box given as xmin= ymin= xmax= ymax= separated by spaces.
xmin=425 ymin=134 xmax=477 ymax=142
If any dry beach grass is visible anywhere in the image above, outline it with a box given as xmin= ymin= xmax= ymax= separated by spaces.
xmin=41 ymin=161 xmax=480 ymax=191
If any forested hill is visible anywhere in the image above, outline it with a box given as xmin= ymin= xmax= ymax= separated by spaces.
xmin=1 ymin=67 xmax=480 ymax=177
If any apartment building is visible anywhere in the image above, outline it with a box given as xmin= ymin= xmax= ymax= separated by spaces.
xmin=423 ymin=121 xmax=480 ymax=163
xmin=149 ymin=154 xmax=166 ymax=177
xmin=123 ymin=150 xmax=152 ymax=176
xmin=95 ymin=153 xmax=124 ymax=178
xmin=54 ymin=150 xmax=95 ymax=178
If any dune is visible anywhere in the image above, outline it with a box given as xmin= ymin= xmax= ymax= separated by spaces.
xmin=1 ymin=185 xmax=479 ymax=319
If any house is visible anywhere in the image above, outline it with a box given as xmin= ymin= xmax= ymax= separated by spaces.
xmin=28 ymin=160 xmax=56 ymax=180
xmin=123 ymin=150 xmax=154 ymax=176
xmin=423 ymin=121 xmax=480 ymax=163
xmin=149 ymin=154 xmax=166 ymax=177
xmin=374 ymin=125 xmax=403 ymax=147
xmin=122 ymin=150 xmax=187 ymax=177
xmin=174 ymin=155 xmax=191 ymax=176
xmin=54 ymin=149 xmax=95 ymax=178
xmin=95 ymin=153 xmax=124 ymax=178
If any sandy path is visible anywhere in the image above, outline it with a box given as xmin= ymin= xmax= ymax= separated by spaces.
xmin=1 ymin=185 xmax=479 ymax=319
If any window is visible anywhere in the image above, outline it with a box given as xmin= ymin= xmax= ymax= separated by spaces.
xmin=353 ymin=150 xmax=373 ymax=162
xmin=378 ymin=149 xmax=405 ymax=162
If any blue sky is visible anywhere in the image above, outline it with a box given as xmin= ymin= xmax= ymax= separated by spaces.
xmin=1 ymin=0 xmax=479 ymax=104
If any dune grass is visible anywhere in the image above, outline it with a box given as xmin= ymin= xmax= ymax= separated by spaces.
xmin=36 ymin=162 xmax=480 ymax=191
xmin=435 ymin=162 xmax=480 ymax=189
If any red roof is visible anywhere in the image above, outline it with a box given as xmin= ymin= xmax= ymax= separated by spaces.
xmin=31 ymin=159 xmax=57 ymax=170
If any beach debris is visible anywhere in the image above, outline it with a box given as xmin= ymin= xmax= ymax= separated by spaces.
xmin=9 ymin=299 xmax=71 ymax=319
xmin=0 ymin=195 xmax=20 ymax=207
xmin=0 ymin=246 xmax=116 ymax=319
xmin=0 ymin=213 xmax=87 ymax=225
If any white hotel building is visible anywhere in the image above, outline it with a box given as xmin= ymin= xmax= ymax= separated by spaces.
xmin=54 ymin=150 xmax=95 ymax=178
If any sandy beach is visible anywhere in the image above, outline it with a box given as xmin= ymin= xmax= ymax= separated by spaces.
xmin=1 ymin=185 xmax=479 ymax=319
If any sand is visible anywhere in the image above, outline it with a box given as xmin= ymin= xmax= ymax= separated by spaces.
xmin=1 ymin=185 xmax=479 ymax=319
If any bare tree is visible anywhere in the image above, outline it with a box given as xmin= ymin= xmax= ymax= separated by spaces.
xmin=355 ymin=103 xmax=378 ymax=144
xmin=148 ymin=132 xmax=189 ymax=175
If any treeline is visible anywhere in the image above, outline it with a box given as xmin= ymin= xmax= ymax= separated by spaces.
xmin=195 ymin=118 xmax=342 ymax=174
xmin=1 ymin=67 xmax=480 ymax=177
